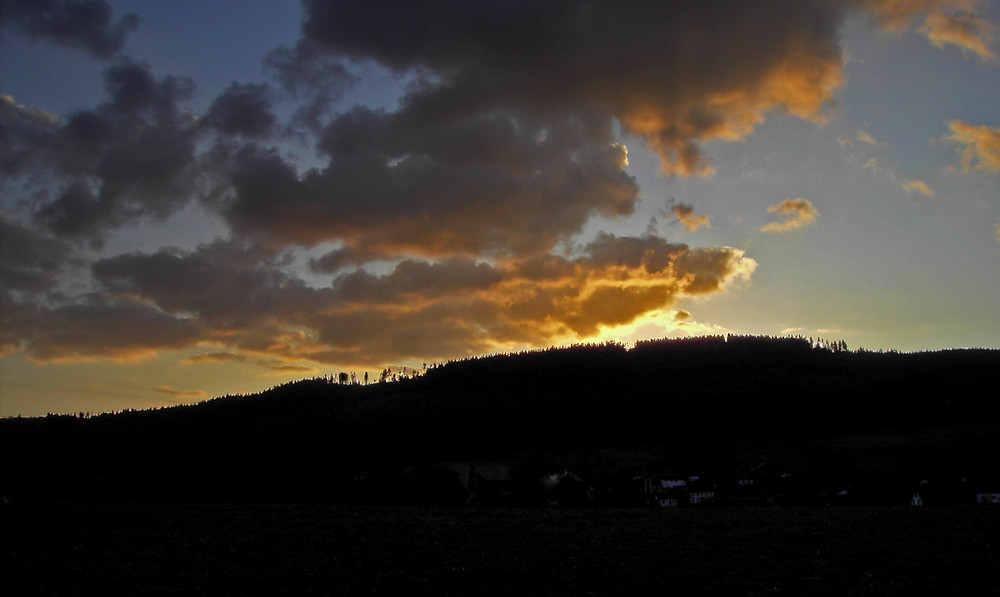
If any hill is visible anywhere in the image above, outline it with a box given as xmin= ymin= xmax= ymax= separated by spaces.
xmin=3 ymin=336 xmax=999 ymax=504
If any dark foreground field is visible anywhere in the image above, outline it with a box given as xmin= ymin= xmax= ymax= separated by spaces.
xmin=4 ymin=503 xmax=1000 ymax=596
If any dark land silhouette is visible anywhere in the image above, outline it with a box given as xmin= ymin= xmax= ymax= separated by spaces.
xmin=7 ymin=503 xmax=1000 ymax=596
xmin=3 ymin=336 xmax=999 ymax=505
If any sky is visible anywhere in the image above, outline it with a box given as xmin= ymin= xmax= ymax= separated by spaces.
xmin=1 ymin=0 xmax=998 ymax=417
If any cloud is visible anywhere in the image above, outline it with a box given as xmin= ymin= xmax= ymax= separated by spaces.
xmin=2 ymin=62 xmax=286 ymax=246
xmin=848 ymin=139 xmax=936 ymax=196
xmin=182 ymin=351 xmax=249 ymax=364
xmin=858 ymin=0 xmax=975 ymax=31
xmin=900 ymin=179 xmax=935 ymax=196
xmin=858 ymin=0 xmax=995 ymax=59
xmin=671 ymin=203 xmax=712 ymax=232
xmin=92 ymin=239 xmax=327 ymax=332
xmin=1 ymin=94 xmax=64 ymax=179
xmin=857 ymin=131 xmax=878 ymax=145
xmin=946 ymin=120 xmax=1000 ymax=172
xmin=263 ymin=42 xmax=357 ymax=132
xmin=0 ymin=215 xmax=73 ymax=292
xmin=151 ymin=385 xmax=207 ymax=400
xmin=202 ymin=82 xmax=277 ymax=139
xmin=310 ymin=237 xmax=756 ymax=361
xmin=2 ymin=59 xmax=200 ymax=245
xmin=21 ymin=1 xmax=958 ymax=372
xmin=80 ymin=233 xmax=756 ymax=366
xmin=298 ymin=0 xmax=846 ymax=177
xmin=0 ymin=0 xmax=138 ymax=59
xmin=268 ymin=364 xmax=318 ymax=374
xmin=5 ymin=1 xmax=923 ymax=255
xmin=919 ymin=9 xmax=996 ymax=60
xmin=761 ymin=198 xmax=819 ymax=232
xmin=211 ymin=123 xmax=640 ymax=258
xmin=2 ymin=293 xmax=203 ymax=363
xmin=182 ymin=350 xmax=319 ymax=376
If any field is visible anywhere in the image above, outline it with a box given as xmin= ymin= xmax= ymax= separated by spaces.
xmin=4 ymin=503 xmax=1000 ymax=596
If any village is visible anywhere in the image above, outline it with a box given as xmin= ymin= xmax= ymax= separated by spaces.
xmin=364 ymin=459 xmax=1000 ymax=509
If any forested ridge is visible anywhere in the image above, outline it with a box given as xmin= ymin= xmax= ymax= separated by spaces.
xmin=3 ymin=336 xmax=999 ymax=503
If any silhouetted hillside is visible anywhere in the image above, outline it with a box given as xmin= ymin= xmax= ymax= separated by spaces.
xmin=3 ymin=337 xmax=999 ymax=504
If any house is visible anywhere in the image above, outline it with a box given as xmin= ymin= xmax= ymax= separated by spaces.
xmin=689 ymin=491 xmax=716 ymax=505
xmin=657 ymin=496 xmax=679 ymax=508
xmin=430 ymin=461 xmax=513 ymax=505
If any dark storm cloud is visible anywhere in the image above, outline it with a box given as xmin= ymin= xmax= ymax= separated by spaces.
xmin=298 ymin=0 xmax=846 ymax=176
xmin=92 ymin=239 xmax=328 ymax=330
xmin=330 ymin=258 xmax=503 ymax=305
xmin=1 ymin=59 xmax=200 ymax=244
xmin=211 ymin=114 xmax=638 ymax=258
xmin=202 ymin=83 xmax=277 ymax=139
xmin=308 ymin=246 xmax=370 ymax=273
xmin=263 ymin=42 xmax=357 ymax=132
xmin=0 ymin=0 xmax=138 ymax=58
xmin=193 ymin=0 xmax=860 ymax=262
xmin=7 ymin=0 xmax=921 ymax=254
xmin=0 ymin=216 xmax=73 ymax=292
xmin=1 ymin=292 xmax=202 ymax=362
xmin=3 ymin=58 xmax=303 ymax=246
xmin=0 ymin=95 xmax=63 ymax=181
xmin=100 ymin=58 xmax=196 ymax=120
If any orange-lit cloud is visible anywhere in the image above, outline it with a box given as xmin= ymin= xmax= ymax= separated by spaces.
xmin=671 ymin=203 xmax=712 ymax=232
xmin=182 ymin=351 xmax=249 ymax=364
xmin=268 ymin=364 xmax=318 ymax=374
xmin=151 ymin=385 xmax=207 ymax=399
xmin=761 ymin=198 xmax=819 ymax=232
xmin=859 ymin=0 xmax=976 ymax=31
xmin=900 ymin=179 xmax=935 ymax=196
xmin=0 ymin=234 xmax=739 ymax=368
xmin=851 ymin=148 xmax=936 ymax=197
xmin=308 ymin=235 xmax=756 ymax=361
xmin=857 ymin=131 xmax=878 ymax=145
xmin=919 ymin=9 xmax=996 ymax=59
xmin=946 ymin=120 xmax=1000 ymax=172
xmin=859 ymin=0 xmax=996 ymax=60
xmin=613 ymin=34 xmax=843 ymax=176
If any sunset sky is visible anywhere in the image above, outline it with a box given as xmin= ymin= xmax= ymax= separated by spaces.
xmin=2 ymin=0 xmax=998 ymax=417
